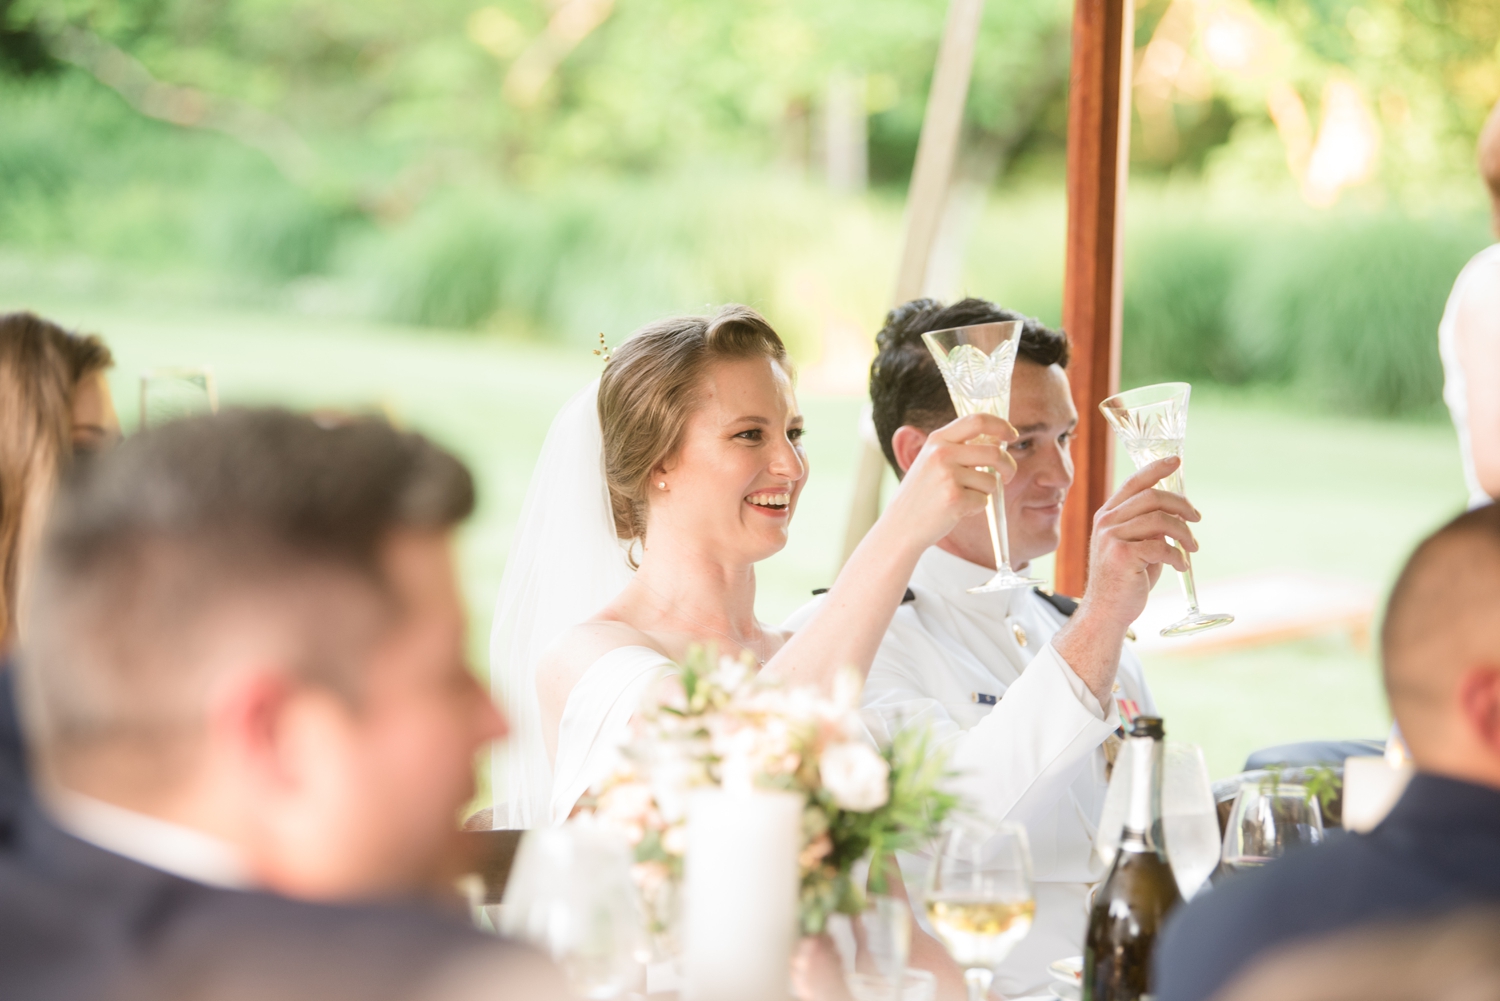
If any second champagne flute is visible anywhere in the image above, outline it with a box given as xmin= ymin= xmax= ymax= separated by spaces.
xmin=924 ymin=821 xmax=1036 ymax=1001
xmin=1099 ymin=382 xmax=1232 ymax=637
xmin=922 ymin=322 xmax=1038 ymax=592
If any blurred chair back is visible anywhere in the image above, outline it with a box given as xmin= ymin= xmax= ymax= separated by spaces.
xmin=1243 ymin=739 xmax=1385 ymax=771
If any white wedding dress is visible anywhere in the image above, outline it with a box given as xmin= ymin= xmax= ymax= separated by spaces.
xmin=548 ymin=645 xmax=673 ymax=824
xmin=490 ymin=380 xmax=675 ymax=828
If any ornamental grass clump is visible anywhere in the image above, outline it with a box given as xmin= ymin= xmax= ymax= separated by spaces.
xmin=578 ymin=646 xmax=959 ymax=940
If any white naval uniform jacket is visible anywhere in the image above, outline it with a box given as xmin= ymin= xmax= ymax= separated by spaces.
xmin=784 ymin=546 xmax=1156 ymax=998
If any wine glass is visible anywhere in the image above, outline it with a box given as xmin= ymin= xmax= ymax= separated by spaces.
xmin=499 ymin=823 xmax=648 ymax=998
xmin=1160 ymin=744 xmax=1222 ymax=899
xmin=921 ymin=322 xmax=1039 ymax=592
xmin=1098 ymin=382 xmax=1233 ymax=636
xmin=1220 ymin=781 xmax=1324 ymax=875
xmin=139 ymin=367 xmax=219 ymax=430
xmin=924 ymin=821 xmax=1035 ymax=1001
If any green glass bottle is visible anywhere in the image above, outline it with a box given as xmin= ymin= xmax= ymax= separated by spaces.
xmin=1083 ymin=716 xmax=1183 ymax=1001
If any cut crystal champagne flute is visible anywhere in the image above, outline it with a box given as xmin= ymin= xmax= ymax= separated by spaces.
xmin=139 ymin=366 xmax=219 ymax=431
xmin=1220 ymin=781 xmax=1324 ymax=875
xmin=1099 ymin=382 xmax=1232 ymax=636
xmin=924 ymin=821 xmax=1035 ymax=1001
xmin=922 ymin=322 xmax=1038 ymax=592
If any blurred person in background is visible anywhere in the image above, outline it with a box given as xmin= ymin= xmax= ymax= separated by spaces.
xmin=1155 ymin=502 xmax=1500 ymax=1001
xmin=1438 ymin=97 xmax=1500 ymax=508
xmin=787 ymin=297 xmax=1193 ymax=997
xmin=0 ymin=310 xmax=118 ymax=819
xmin=2 ymin=409 xmax=563 ymax=1000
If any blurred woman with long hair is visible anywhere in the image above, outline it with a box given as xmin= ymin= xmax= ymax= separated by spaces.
xmin=0 ymin=311 xmax=117 ymax=652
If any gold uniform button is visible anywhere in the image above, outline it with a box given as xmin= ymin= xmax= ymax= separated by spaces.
xmin=1011 ymin=622 xmax=1028 ymax=647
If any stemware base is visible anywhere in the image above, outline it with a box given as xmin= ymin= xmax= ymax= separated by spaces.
xmin=1159 ymin=611 xmax=1234 ymax=638
xmin=967 ymin=569 xmax=1042 ymax=593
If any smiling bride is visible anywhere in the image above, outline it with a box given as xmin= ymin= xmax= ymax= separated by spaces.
xmin=492 ymin=304 xmax=1015 ymax=828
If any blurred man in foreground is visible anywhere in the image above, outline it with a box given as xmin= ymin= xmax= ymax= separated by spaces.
xmin=1156 ymin=502 xmax=1500 ymax=1001
xmin=3 ymin=409 xmax=563 ymax=1000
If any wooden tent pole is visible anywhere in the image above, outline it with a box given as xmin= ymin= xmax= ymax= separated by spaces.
xmin=1055 ymin=0 xmax=1133 ymax=597
xmin=837 ymin=0 xmax=986 ymax=570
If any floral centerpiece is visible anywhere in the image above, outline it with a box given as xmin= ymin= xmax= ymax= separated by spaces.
xmin=577 ymin=647 xmax=959 ymax=938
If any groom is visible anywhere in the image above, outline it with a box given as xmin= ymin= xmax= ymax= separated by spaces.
xmin=792 ymin=297 xmax=1198 ymax=996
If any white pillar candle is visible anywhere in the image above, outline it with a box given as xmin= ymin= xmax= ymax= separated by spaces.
xmin=1342 ymin=755 xmax=1414 ymax=833
xmin=682 ymin=788 xmax=802 ymax=1001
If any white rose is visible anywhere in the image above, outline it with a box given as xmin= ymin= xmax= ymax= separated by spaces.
xmin=819 ymin=741 xmax=890 ymax=812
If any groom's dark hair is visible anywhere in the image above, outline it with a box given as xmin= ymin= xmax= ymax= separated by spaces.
xmin=19 ymin=407 xmax=474 ymax=777
xmin=869 ymin=298 xmax=1069 ymax=476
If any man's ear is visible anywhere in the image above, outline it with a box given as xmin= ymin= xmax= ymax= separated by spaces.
xmin=890 ymin=425 xmax=930 ymax=476
xmin=1456 ymin=665 xmax=1500 ymax=758
xmin=208 ymin=667 xmax=300 ymax=784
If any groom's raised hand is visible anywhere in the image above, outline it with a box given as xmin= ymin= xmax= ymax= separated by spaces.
xmin=880 ymin=412 xmax=1018 ymax=555
xmin=1055 ymin=455 xmax=1200 ymax=704
xmin=1086 ymin=455 xmax=1200 ymax=625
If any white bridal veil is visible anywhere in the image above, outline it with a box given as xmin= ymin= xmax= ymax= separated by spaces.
xmin=490 ymin=378 xmax=634 ymax=829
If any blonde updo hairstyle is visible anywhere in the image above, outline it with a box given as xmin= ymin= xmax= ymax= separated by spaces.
xmin=599 ymin=305 xmax=790 ymax=548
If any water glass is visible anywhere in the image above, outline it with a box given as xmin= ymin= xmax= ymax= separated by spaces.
xmin=846 ymin=968 xmax=937 ymax=1001
xmin=1095 ymin=740 xmax=1219 ymax=900
xmin=499 ymin=822 xmax=647 ymax=998
xmin=850 ymin=893 xmax=911 ymax=986
xmin=1160 ymin=743 xmax=1222 ymax=899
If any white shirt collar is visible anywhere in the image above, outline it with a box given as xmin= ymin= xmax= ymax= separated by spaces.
xmin=47 ymin=788 xmax=252 ymax=890
xmin=909 ymin=545 xmax=1034 ymax=618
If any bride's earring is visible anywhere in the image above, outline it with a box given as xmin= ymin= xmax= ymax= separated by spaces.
xmin=657 ymin=481 xmax=667 ymax=490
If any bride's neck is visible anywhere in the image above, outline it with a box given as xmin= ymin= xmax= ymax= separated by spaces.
xmin=631 ymin=540 xmax=758 ymax=634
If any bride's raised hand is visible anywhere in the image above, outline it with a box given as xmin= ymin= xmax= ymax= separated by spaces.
xmin=878 ymin=412 xmax=1017 ymax=552
xmin=765 ymin=412 xmax=1015 ymax=692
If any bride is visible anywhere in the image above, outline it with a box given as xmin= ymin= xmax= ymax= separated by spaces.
xmin=493 ymin=304 xmax=1015 ymax=827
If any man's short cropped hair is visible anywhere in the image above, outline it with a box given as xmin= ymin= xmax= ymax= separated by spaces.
xmin=869 ymin=297 xmax=1070 ymax=475
xmin=1380 ymin=501 xmax=1500 ymax=745
xmin=18 ymin=408 xmax=474 ymax=772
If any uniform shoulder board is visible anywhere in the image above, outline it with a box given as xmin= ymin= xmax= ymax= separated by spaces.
xmin=812 ymin=587 xmax=917 ymax=603
xmin=1033 ymin=588 xmax=1079 ymax=617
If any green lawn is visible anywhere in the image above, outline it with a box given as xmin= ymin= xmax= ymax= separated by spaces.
xmin=9 ymin=297 xmax=1471 ymax=782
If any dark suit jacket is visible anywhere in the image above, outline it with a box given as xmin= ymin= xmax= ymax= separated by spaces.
xmin=0 ymin=663 xmax=27 ymax=825
xmin=1156 ymin=773 xmax=1500 ymax=1001
xmin=0 ymin=801 xmax=554 ymax=1001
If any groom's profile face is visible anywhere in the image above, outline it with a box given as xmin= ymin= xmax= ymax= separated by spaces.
xmin=1003 ymin=359 xmax=1077 ymax=564
xmin=902 ymin=358 xmax=1076 ymax=570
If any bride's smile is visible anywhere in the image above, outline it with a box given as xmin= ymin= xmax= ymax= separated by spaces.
xmin=649 ymin=353 xmax=807 ymax=564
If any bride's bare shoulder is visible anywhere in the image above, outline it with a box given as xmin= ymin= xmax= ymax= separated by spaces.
xmin=535 ymin=620 xmax=667 ymax=714
xmin=543 ymin=619 xmax=663 ymax=672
